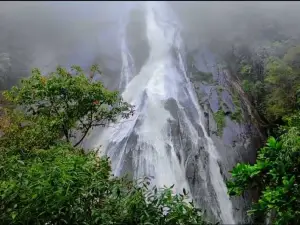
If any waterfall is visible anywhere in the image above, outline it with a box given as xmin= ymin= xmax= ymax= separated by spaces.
xmin=94 ymin=1 xmax=235 ymax=223
xmin=118 ymin=12 xmax=136 ymax=91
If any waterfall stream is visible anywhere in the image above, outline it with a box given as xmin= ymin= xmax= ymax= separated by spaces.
xmin=93 ymin=1 xmax=235 ymax=223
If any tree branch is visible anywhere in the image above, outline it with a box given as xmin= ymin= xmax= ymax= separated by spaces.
xmin=74 ymin=125 xmax=91 ymax=147
xmin=50 ymin=97 xmax=69 ymax=142
xmin=74 ymin=108 xmax=94 ymax=147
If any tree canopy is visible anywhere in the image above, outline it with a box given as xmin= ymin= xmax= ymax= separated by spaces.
xmin=3 ymin=65 xmax=134 ymax=147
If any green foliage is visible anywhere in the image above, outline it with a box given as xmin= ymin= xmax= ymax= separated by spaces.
xmin=213 ymin=110 xmax=225 ymax=136
xmin=283 ymin=45 xmax=300 ymax=70
xmin=232 ymin=90 xmax=241 ymax=108
xmin=242 ymin=79 xmax=254 ymax=93
xmin=227 ymin=113 xmax=300 ymax=225
xmin=230 ymin=90 xmax=243 ymax=123
xmin=0 ymin=65 xmax=207 ymax=225
xmin=3 ymin=65 xmax=133 ymax=146
xmin=230 ymin=44 xmax=300 ymax=123
xmin=264 ymin=57 xmax=300 ymax=120
xmin=241 ymin=79 xmax=265 ymax=114
xmin=0 ymin=144 xmax=206 ymax=225
xmin=240 ymin=64 xmax=252 ymax=78
xmin=0 ymin=109 xmax=61 ymax=152
xmin=230 ymin=108 xmax=243 ymax=124
xmin=216 ymin=85 xmax=223 ymax=94
xmin=215 ymin=86 xmax=243 ymax=125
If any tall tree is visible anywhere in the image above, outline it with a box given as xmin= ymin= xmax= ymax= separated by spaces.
xmin=3 ymin=65 xmax=134 ymax=147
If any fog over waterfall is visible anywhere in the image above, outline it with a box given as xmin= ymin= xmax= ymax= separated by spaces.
xmin=2 ymin=1 xmax=300 ymax=224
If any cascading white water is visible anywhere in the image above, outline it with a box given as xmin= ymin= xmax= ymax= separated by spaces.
xmin=94 ymin=1 xmax=235 ymax=223
xmin=118 ymin=13 xmax=136 ymax=91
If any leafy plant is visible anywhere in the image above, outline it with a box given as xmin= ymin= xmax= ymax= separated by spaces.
xmin=3 ymin=65 xmax=134 ymax=147
xmin=0 ymin=144 xmax=207 ymax=225
xmin=264 ymin=57 xmax=299 ymax=121
xmin=227 ymin=117 xmax=300 ymax=225
xmin=230 ymin=90 xmax=243 ymax=123
xmin=230 ymin=108 xmax=243 ymax=123
xmin=283 ymin=45 xmax=300 ymax=70
xmin=0 ymin=109 xmax=62 ymax=152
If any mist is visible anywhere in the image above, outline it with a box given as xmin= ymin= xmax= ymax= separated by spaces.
xmin=1 ymin=1 xmax=300 ymax=87
xmin=169 ymin=2 xmax=300 ymax=52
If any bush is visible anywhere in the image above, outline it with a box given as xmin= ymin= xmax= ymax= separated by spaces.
xmin=0 ymin=144 xmax=206 ymax=225
xmin=227 ymin=113 xmax=300 ymax=225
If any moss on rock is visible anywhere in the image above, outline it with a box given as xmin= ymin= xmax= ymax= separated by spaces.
xmin=192 ymin=71 xmax=214 ymax=84
xmin=213 ymin=109 xmax=226 ymax=136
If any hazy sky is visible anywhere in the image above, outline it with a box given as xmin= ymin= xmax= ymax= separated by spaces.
xmin=1 ymin=1 xmax=300 ymax=81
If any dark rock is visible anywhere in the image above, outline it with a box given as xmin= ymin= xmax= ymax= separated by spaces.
xmin=186 ymin=47 xmax=265 ymax=224
xmin=224 ymin=111 xmax=231 ymax=116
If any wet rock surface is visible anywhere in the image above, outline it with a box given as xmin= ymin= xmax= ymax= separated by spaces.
xmin=187 ymin=47 xmax=265 ymax=223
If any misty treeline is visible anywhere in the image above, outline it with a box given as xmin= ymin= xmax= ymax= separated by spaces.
xmin=1 ymin=2 xmax=300 ymax=224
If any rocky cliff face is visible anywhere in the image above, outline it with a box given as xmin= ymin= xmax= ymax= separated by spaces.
xmin=187 ymin=47 xmax=266 ymax=222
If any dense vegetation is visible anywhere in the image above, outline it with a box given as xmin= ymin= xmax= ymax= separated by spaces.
xmin=224 ymin=44 xmax=300 ymax=125
xmin=0 ymin=66 xmax=206 ymax=225
xmin=227 ymin=121 xmax=300 ymax=224
xmin=221 ymin=25 xmax=300 ymax=224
